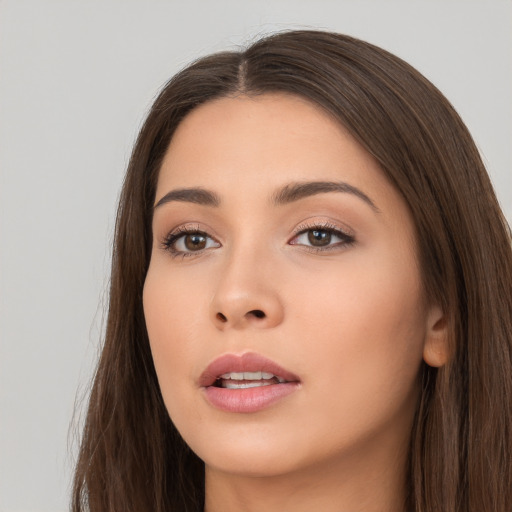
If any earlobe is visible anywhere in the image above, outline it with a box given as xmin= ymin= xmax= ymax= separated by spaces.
xmin=423 ymin=306 xmax=449 ymax=368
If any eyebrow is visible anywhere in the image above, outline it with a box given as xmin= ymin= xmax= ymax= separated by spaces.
xmin=154 ymin=187 xmax=220 ymax=208
xmin=272 ymin=181 xmax=380 ymax=212
xmin=154 ymin=180 xmax=379 ymax=212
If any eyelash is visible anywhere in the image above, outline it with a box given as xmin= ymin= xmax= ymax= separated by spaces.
xmin=160 ymin=222 xmax=355 ymax=258
xmin=290 ymin=222 xmax=356 ymax=253
xmin=160 ymin=224 xmax=217 ymax=259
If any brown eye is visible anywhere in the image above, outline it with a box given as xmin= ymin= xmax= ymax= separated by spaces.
xmin=163 ymin=229 xmax=221 ymax=256
xmin=184 ymin=233 xmax=207 ymax=251
xmin=308 ymin=230 xmax=331 ymax=246
xmin=289 ymin=225 xmax=356 ymax=252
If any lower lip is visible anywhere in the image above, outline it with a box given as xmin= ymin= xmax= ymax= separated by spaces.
xmin=203 ymin=382 xmax=299 ymax=413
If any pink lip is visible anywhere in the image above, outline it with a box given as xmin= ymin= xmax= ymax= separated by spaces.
xmin=199 ymin=352 xmax=301 ymax=413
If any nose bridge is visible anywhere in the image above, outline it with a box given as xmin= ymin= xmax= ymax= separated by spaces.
xmin=210 ymin=235 xmax=284 ymax=330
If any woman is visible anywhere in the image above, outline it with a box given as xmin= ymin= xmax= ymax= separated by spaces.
xmin=72 ymin=30 xmax=512 ymax=512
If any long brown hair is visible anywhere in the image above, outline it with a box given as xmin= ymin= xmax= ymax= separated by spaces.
xmin=72 ymin=30 xmax=512 ymax=512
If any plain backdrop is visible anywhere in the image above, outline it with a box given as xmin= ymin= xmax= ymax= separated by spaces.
xmin=0 ymin=1 xmax=510 ymax=511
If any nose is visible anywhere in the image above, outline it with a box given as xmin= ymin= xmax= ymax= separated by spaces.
xmin=209 ymin=251 xmax=285 ymax=331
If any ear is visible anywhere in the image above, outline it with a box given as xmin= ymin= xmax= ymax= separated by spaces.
xmin=422 ymin=305 xmax=449 ymax=368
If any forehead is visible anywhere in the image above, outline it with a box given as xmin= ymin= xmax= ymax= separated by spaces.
xmin=160 ymin=94 xmax=375 ymax=183
xmin=156 ymin=93 xmax=406 ymax=221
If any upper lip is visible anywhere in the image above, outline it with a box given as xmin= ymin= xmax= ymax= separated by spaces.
xmin=199 ymin=352 xmax=300 ymax=387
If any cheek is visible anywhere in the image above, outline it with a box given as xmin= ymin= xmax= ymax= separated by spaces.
xmin=142 ymin=267 xmax=203 ymax=407
xmin=287 ymin=251 xmax=426 ymax=427
xmin=293 ymin=247 xmax=424 ymax=336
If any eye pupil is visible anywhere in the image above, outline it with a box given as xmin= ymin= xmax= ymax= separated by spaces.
xmin=308 ymin=230 xmax=331 ymax=246
xmin=185 ymin=233 xmax=207 ymax=250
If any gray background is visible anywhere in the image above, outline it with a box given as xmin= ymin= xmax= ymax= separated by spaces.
xmin=1 ymin=1 xmax=510 ymax=511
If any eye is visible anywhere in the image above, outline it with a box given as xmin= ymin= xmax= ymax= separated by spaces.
xmin=162 ymin=228 xmax=220 ymax=256
xmin=289 ymin=224 xmax=355 ymax=251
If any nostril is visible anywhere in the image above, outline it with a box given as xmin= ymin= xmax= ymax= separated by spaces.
xmin=249 ymin=309 xmax=266 ymax=319
xmin=216 ymin=312 xmax=228 ymax=322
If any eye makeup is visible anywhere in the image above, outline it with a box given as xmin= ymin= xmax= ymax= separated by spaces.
xmin=160 ymin=223 xmax=221 ymax=259
xmin=159 ymin=218 xmax=356 ymax=259
xmin=289 ymin=220 xmax=356 ymax=254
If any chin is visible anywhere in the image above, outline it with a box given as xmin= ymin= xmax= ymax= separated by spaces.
xmin=182 ymin=425 xmax=308 ymax=478
xmin=202 ymin=450 xmax=305 ymax=479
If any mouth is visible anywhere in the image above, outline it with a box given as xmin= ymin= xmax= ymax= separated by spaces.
xmin=213 ymin=371 xmax=288 ymax=389
xmin=199 ymin=352 xmax=300 ymax=388
xmin=199 ymin=352 xmax=301 ymax=413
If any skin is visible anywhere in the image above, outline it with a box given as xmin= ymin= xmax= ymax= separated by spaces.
xmin=143 ymin=93 xmax=448 ymax=512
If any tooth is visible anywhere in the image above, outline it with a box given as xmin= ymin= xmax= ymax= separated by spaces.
xmin=218 ymin=372 xmax=286 ymax=383
xmin=219 ymin=372 xmax=245 ymax=380
xmin=244 ymin=371 xmax=262 ymax=380
xmin=224 ymin=380 xmax=273 ymax=389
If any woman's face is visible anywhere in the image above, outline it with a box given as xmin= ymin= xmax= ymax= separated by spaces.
xmin=144 ymin=93 xmax=445 ymax=479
